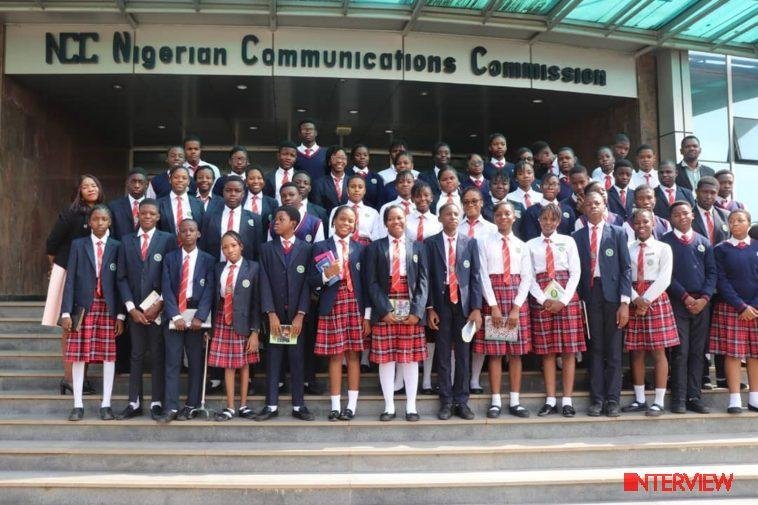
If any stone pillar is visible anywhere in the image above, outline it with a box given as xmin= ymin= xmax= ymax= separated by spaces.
xmin=656 ymin=49 xmax=693 ymax=162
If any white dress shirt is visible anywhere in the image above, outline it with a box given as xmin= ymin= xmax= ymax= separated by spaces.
xmin=184 ymin=160 xmax=220 ymax=180
xmin=436 ymin=191 xmax=462 ymax=215
xmin=458 ymin=216 xmax=497 ymax=240
xmin=507 ymin=187 xmax=543 ymax=209
xmin=388 ymin=235 xmax=408 ymax=277
xmin=478 ymin=231 xmax=533 ymax=308
xmin=124 ymin=227 xmax=157 ymax=311
xmin=442 ymin=232 xmax=458 ymax=286
xmin=405 ymin=210 xmax=442 ymax=242
xmin=273 ymin=167 xmax=296 ymax=204
xmin=244 ymin=192 xmax=263 ymax=214
xmin=378 ymin=166 xmax=420 ymax=185
xmin=128 ymin=195 xmax=144 ymax=227
xmin=169 ymin=191 xmax=193 ymax=227
xmin=526 ymin=232 xmax=580 ymax=306
xmin=628 ymin=237 xmax=672 ymax=302
xmin=374 ymin=198 xmax=416 ymax=239
xmin=630 ymin=169 xmax=659 ymax=189
xmin=220 ymin=206 xmax=243 ymax=260
xmin=328 ymin=201 xmax=380 ymax=241
xmin=219 ymin=257 xmax=243 ymax=298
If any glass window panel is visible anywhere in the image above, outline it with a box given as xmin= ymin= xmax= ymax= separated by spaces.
xmin=732 ymin=163 xmax=758 ymax=210
xmin=734 ymin=117 xmax=758 ymax=162
xmin=623 ymin=0 xmax=702 ymax=30
xmin=689 ymin=52 xmax=729 ymax=162
xmin=426 ymin=0 xmax=490 ymax=8
xmin=732 ymin=26 xmax=758 ymax=44
xmin=497 ymin=0 xmax=561 ymax=15
xmin=680 ymin=1 xmax=755 ymax=40
xmin=732 ymin=57 xmax=758 ymax=120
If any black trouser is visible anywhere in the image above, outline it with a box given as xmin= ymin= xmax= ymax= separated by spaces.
xmin=587 ymin=279 xmax=623 ymax=404
xmin=266 ymin=336 xmax=306 ymax=408
xmin=435 ymin=289 xmax=470 ymax=406
xmin=115 ymin=328 xmax=131 ymax=373
xmin=670 ymin=298 xmax=709 ymax=403
xmin=127 ymin=320 xmax=165 ymax=405
xmin=164 ymin=328 xmax=203 ymax=411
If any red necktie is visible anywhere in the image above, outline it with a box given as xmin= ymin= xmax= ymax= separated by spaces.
xmin=250 ymin=195 xmax=259 ymax=214
xmin=416 ymin=215 xmax=425 ymax=242
xmin=401 ymin=201 xmax=411 ymax=215
xmin=620 ymin=189 xmax=627 ymax=208
xmin=281 ymin=170 xmax=290 ymax=185
xmin=352 ymin=205 xmax=360 ymax=241
xmin=334 ymin=177 xmax=342 ymax=200
xmin=223 ymin=264 xmax=235 ymax=325
xmin=637 ymin=242 xmax=646 ymax=283
xmin=737 ymin=241 xmax=747 ymax=249
xmin=523 ymin=193 xmax=532 ymax=208
xmin=496 ymin=161 xmax=504 ymax=169
xmin=305 ymin=148 xmax=312 ymax=158
xmin=178 ymin=254 xmax=189 ymax=313
xmin=644 ymin=174 xmax=651 ymax=186
xmin=467 ymin=219 xmax=476 ymax=238
xmin=391 ymin=238 xmax=402 ymax=293
xmin=446 ymin=194 xmax=454 ymax=205
xmin=226 ymin=208 xmax=235 ymax=233
xmin=175 ymin=196 xmax=183 ymax=231
xmin=704 ymin=210 xmax=715 ymax=245
xmin=341 ymin=239 xmax=353 ymax=292
xmin=666 ymin=188 xmax=675 ymax=205
xmin=473 ymin=178 xmax=482 ymax=189
xmin=283 ymin=239 xmax=292 ymax=254
xmin=447 ymin=237 xmax=459 ymax=304
xmin=589 ymin=225 xmax=598 ymax=287
xmin=132 ymin=200 xmax=139 ymax=228
xmin=502 ymin=236 xmax=511 ymax=284
xmin=679 ymin=233 xmax=691 ymax=246
xmin=140 ymin=233 xmax=149 ymax=261
xmin=95 ymin=240 xmax=104 ymax=297
xmin=605 ymin=175 xmax=612 ymax=190
xmin=544 ymin=238 xmax=555 ymax=280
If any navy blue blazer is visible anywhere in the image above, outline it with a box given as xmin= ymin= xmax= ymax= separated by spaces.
xmin=309 ymin=238 xmax=367 ymax=317
xmin=311 ymin=174 xmax=349 ymax=214
xmin=244 ymin=190 xmax=278 ymax=232
xmin=653 ymin=185 xmax=696 ymax=220
xmin=418 ymin=170 xmax=442 ymax=196
xmin=107 ymin=196 xmax=139 ymax=241
xmin=213 ymin=260 xmax=261 ymax=336
xmin=557 ymin=177 xmax=573 ymax=202
xmin=607 ymin=186 xmax=635 ymax=221
xmin=307 ymin=202 xmax=329 ymax=225
xmin=211 ymin=172 xmax=246 ymax=197
xmin=355 ymin=170 xmax=384 ymax=208
xmin=423 ymin=233 xmax=483 ymax=316
xmin=116 ymin=229 xmax=177 ymax=307
xmin=156 ymin=194 xmax=205 ymax=236
xmin=258 ymin=238 xmax=313 ymax=324
xmin=675 ymin=162 xmax=715 ymax=191
xmin=162 ymin=248 xmax=216 ymax=323
xmin=692 ymin=206 xmax=729 ymax=245
xmin=151 ymin=172 xmax=197 ymax=200
xmin=521 ymin=201 xmax=576 ymax=241
xmin=660 ymin=231 xmax=717 ymax=301
xmin=483 ymin=161 xmax=515 ymax=181
xmin=200 ymin=205 xmax=262 ymax=262
xmin=363 ymin=236 xmax=429 ymax=324
xmin=61 ymin=236 xmax=123 ymax=319
xmin=572 ymin=223 xmax=632 ymax=304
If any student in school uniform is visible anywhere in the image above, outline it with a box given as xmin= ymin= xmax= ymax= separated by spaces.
xmin=365 ymin=205 xmax=429 ymax=421
xmin=714 ymin=170 xmax=746 ymax=212
xmin=458 ymin=187 xmax=497 ymax=395
xmin=350 ymin=143 xmax=383 ymax=209
xmin=555 ymin=148 xmax=577 ymax=201
xmin=654 ymin=160 xmax=696 ymax=220
xmin=328 ymin=174 xmax=380 ymax=246
xmin=60 ymin=205 xmax=125 ymax=421
xmin=209 ymin=231 xmax=261 ymax=421
xmin=108 ymin=168 xmax=148 ymax=241
xmin=507 ymin=161 xmax=542 ymax=211
xmin=294 ymin=119 xmax=328 ymax=181
xmin=475 ymin=201 xmax=533 ymax=418
xmin=660 ymin=201 xmax=717 ymax=414
xmin=621 ymin=209 xmax=679 ymax=417
xmin=621 ymin=185 xmax=672 ymax=242
xmin=573 ymin=190 xmax=632 ymax=418
xmin=630 ymin=144 xmax=659 ymax=190
xmin=484 ymin=170 xmax=525 ymax=239
xmin=45 ymin=175 xmax=106 ymax=395
xmin=157 ymin=166 xmax=205 ymax=237
xmin=311 ymin=145 xmax=350 ymax=214
xmin=692 ymin=176 xmax=730 ymax=247
xmin=147 ymin=146 xmax=196 ymax=200
xmin=591 ymin=146 xmax=615 ymax=190
xmin=612 ymin=133 xmax=631 ymax=160
xmin=288 ymin=171 xmax=328 ymax=225
xmin=116 ymin=198 xmax=177 ymax=420
xmin=378 ymin=139 xmax=416 ymax=189
xmin=271 ymin=183 xmax=325 ymax=244
xmin=194 ymin=166 xmax=217 ymax=211
xmin=710 ymin=210 xmax=758 ymax=413
xmin=532 ymin=141 xmax=560 ymax=181
xmin=418 ymin=141 xmax=450 ymax=197
xmin=562 ymin=166 xmax=590 ymax=218
xmin=158 ymin=218 xmax=215 ymax=423
xmin=521 ymin=173 xmax=575 ymax=241
xmin=459 ymin=154 xmax=490 ymax=197
xmin=676 ymin=135 xmax=715 ymax=191
xmin=243 ymin=166 xmax=278 ymax=232
xmin=311 ymin=206 xmax=370 ymax=420
xmin=183 ymin=134 xmax=221 ymax=180
xmin=380 ymin=152 xmax=419 ymax=206
xmin=433 ymin=167 xmax=463 ymax=216
xmin=376 ymin=170 xmax=416 ymax=234
xmin=607 ymin=160 xmax=635 ymax=221
xmin=574 ymin=183 xmax=625 ymax=230
xmin=200 ymin=176 xmax=263 ymax=262
xmin=256 ymin=206 xmax=315 ymax=421
xmin=483 ymin=133 xmax=515 ymax=181
xmin=527 ymin=203 xmax=584 ymax=417
xmin=425 ymin=203 xmax=483 ymax=421
xmin=212 ymin=145 xmax=250 ymax=196
xmin=406 ymin=180 xmax=443 ymax=393
xmin=264 ymin=141 xmax=298 ymax=204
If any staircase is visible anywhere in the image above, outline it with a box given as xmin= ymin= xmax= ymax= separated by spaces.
xmin=0 ymin=301 xmax=756 ymax=504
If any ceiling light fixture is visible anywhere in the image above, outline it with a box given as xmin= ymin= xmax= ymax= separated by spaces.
xmin=532 ymin=99 xmax=543 ymax=104
xmin=249 ymin=126 xmax=258 ymax=130
xmin=296 ymin=108 xmax=307 ymax=113
xmin=112 ymin=84 xmax=123 ymax=90
xmin=157 ymin=125 xmax=166 ymax=130
xmin=236 ymin=84 xmax=248 ymax=90
xmin=384 ymin=129 xmax=393 ymax=134
xmin=348 ymin=109 xmax=358 ymax=114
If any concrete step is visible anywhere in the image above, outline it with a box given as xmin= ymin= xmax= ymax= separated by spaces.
xmin=0 ymin=301 xmax=44 ymax=319
xmin=0 ymin=319 xmax=57 ymax=333
xmin=2 ymin=433 xmax=757 ymax=473
xmin=0 ymin=464 xmax=754 ymax=504
xmin=0 ymin=334 xmax=61 ymax=352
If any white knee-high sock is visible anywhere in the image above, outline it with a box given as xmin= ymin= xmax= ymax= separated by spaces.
xmin=422 ymin=343 xmax=435 ymax=389
xmin=101 ymin=361 xmax=115 ymax=408
xmin=378 ymin=362 xmax=396 ymax=414
xmin=403 ymin=362 xmax=419 ymax=413
xmin=470 ymin=352 xmax=485 ymax=389
xmin=72 ymin=361 xmax=85 ymax=409
xmin=394 ymin=363 xmax=404 ymax=391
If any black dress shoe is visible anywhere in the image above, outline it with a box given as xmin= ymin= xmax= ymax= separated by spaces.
xmin=621 ymin=401 xmax=648 ymax=413
xmin=420 ymin=388 xmax=434 ymax=396
xmin=157 ymin=410 xmax=178 ymax=424
xmin=509 ymin=405 xmax=530 ymax=418
xmin=328 ymin=410 xmax=340 ymax=421
xmin=727 ymin=406 xmax=743 ymax=414
xmin=701 ymin=377 xmax=715 ymax=390
xmin=99 ymin=407 xmax=115 ymax=421
xmin=68 ymin=407 xmax=84 ymax=421
xmin=117 ymin=405 xmax=143 ymax=420
xmin=395 ymin=386 xmax=406 ymax=395
xmin=405 ymin=412 xmax=420 ymax=422
xmin=150 ymin=405 xmax=164 ymax=420
xmin=176 ymin=406 xmax=196 ymax=421
xmin=470 ymin=387 xmax=484 ymax=395
xmin=487 ymin=405 xmax=502 ymax=418
xmin=59 ymin=380 xmax=73 ymax=395
xmin=562 ymin=405 xmax=576 ymax=417
xmin=207 ymin=381 xmax=223 ymax=394
xmin=748 ymin=403 xmax=758 ymax=412
xmin=360 ymin=364 xmax=371 ymax=373
xmin=83 ymin=379 xmax=96 ymax=395
xmin=238 ymin=406 xmax=256 ymax=419
xmin=686 ymin=399 xmax=711 ymax=414
xmin=304 ymin=382 xmax=324 ymax=395
xmin=438 ymin=404 xmax=453 ymax=420
xmin=379 ymin=411 xmax=396 ymax=422
xmin=292 ymin=406 xmax=315 ymax=421
xmin=587 ymin=401 xmax=603 ymax=417
xmin=254 ymin=406 xmax=279 ymax=422
xmin=537 ymin=403 xmax=557 ymax=417
xmin=670 ymin=402 xmax=686 ymax=414
xmin=454 ymin=404 xmax=475 ymax=420
xmin=339 ymin=409 xmax=355 ymax=421
xmin=605 ymin=401 xmax=621 ymax=417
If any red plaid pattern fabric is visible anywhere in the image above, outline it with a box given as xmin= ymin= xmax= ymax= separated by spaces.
xmin=473 ymin=274 xmax=531 ymax=356
xmin=64 ymin=296 xmax=116 ymax=363
xmin=370 ymin=276 xmax=426 ymax=364
xmin=624 ymin=282 xmax=679 ymax=351
xmin=209 ymin=304 xmax=260 ymax=368
xmin=315 ymin=281 xmax=364 ymax=356
xmin=710 ymin=302 xmax=758 ymax=358
xmin=529 ymin=270 xmax=586 ymax=355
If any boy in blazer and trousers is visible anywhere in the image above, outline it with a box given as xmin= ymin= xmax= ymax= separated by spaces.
xmin=116 ymin=199 xmax=177 ymax=420
xmin=256 ymin=206 xmax=316 ymax=421
xmin=425 ymin=203 xmax=483 ymax=421
xmin=108 ymin=168 xmax=148 ymax=241
xmin=157 ymin=166 xmax=205 ymax=237
xmin=573 ymin=190 xmax=632 ymax=417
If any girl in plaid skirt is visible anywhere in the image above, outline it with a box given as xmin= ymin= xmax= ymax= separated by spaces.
xmin=622 ymin=209 xmax=678 ymax=417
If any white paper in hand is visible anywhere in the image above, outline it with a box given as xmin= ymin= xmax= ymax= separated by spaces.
xmin=461 ymin=320 xmax=477 ymax=343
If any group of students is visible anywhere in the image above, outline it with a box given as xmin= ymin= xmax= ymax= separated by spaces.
xmin=43 ymin=124 xmax=756 ymax=424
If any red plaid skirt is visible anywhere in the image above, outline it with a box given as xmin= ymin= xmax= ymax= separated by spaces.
xmin=64 ymin=296 xmax=116 ymax=363
xmin=529 ymin=271 xmax=586 ymax=355
xmin=315 ymin=280 xmax=364 ymax=355
xmin=710 ymin=302 xmax=758 ymax=358
xmin=370 ymin=277 xmax=426 ymax=364
xmin=473 ymin=274 xmax=531 ymax=356
xmin=208 ymin=304 xmax=260 ymax=368
xmin=625 ymin=282 xmax=679 ymax=350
